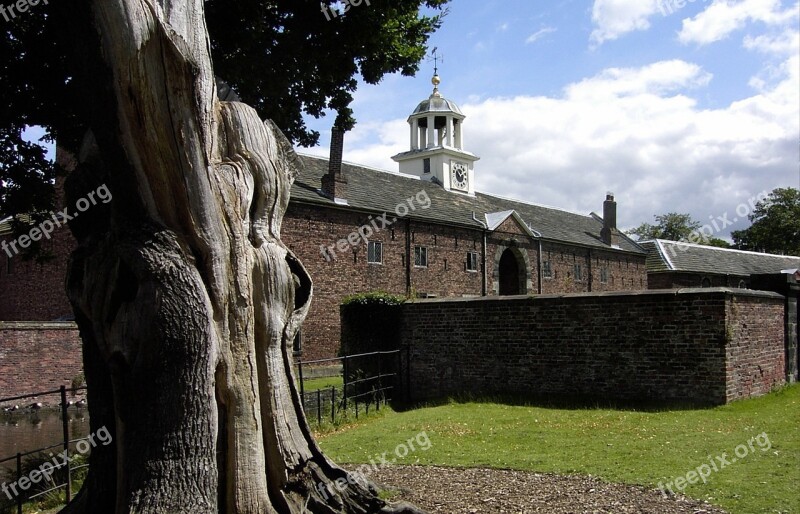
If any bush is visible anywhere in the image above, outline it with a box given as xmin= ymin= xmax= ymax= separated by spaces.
xmin=341 ymin=291 xmax=405 ymax=306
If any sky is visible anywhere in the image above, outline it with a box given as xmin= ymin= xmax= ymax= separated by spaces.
xmin=300 ymin=0 xmax=800 ymax=239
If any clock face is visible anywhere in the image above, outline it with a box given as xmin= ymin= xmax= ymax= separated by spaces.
xmin=451 ymin=162 xmax=469 ymax=191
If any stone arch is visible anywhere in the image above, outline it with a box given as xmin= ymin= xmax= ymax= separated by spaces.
xmin=492 ymin=243 xmax=532 ymax=296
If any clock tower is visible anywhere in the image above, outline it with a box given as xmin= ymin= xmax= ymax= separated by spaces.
xmin=392 ymin=73 xmax=479 ymax=195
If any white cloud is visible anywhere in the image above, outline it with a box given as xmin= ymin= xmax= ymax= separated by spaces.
xmin=743 ymin=28 xmax=800 ymax=55
xmin=526 ymin=27 xmax=557 ymax=44
xmin=565 ymin=60 xmax=713 ymax=99
xmin=335 ymin=58 xmax=798 ymax=235
xmin=590 ymin=0 xmax=660 ymax=45
xmin=678 ymin=0 xmax=798 ymax=45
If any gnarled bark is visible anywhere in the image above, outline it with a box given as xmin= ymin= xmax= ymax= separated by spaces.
xmin=59 ymin=1 xmax=426 ymax=512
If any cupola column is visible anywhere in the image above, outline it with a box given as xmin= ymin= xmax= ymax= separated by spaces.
xmin=427 ymin=114 xmax=436 ymax=149
xmin=446 ymin=116 xmax=454 ymax=147
xmin=410 ymin=118 xmax=419 ymax=150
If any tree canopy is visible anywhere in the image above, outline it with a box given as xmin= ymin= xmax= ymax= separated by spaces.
xmin=732 ymin=188 xmax=800 ymax=256
xmin=627 ymin=212 xmax=701 ymax=242
xmin=0 ymin=0 xmax=450 ymax=221
xmin=626 ymin=212 xmax=732 ymax=248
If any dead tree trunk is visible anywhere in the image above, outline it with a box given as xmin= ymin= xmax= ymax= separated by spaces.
xmin=59 ymin=1 xmax=425 ymax=512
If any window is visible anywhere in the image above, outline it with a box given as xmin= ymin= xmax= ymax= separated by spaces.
xmin=367 ymin=241 xmax=382 ymax=264
xmin=423 ymin=158 xmax=431 ymax=174
xmin=542 ymin=261 xmax=552 ymax=279
xmin=573 ymin=264 xmax=584 ymax=282
xmin=466 ymin=251 xmax=479 ymax=272
xmin=600 ymin=267 xmax=609 ymax=284
xmin=414 ymin=246 xmax=428 ymax=267
xmin=738 ymin=280 xmax=747 ymax=289
xmin=701 ymin=277 xmax=712 ymax=288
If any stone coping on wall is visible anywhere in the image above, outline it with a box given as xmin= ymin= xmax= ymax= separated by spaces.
xmin=0 ymin=321 xmax=78 ymax=330
xmin=403 ymin=287 xmax=785 ymax=304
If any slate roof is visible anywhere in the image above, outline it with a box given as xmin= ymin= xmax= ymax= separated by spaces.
xmin=640 ymin=239 xmax=800 ymax=276
xmin=293 ymin=154 xmax=645 ymax=255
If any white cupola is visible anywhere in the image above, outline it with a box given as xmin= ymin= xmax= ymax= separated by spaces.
xmin=392 ymin=73 xmax=479 ymax=195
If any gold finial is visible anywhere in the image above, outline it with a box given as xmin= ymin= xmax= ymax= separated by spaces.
xmin=431 ymin=73 xmax=442 ymax=97
xmin=430 ymin=48 xmax=443 ymax=97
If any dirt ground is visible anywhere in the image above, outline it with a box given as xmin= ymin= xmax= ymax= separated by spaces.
xmin=367 ymin=465 xmax=728 ymax=514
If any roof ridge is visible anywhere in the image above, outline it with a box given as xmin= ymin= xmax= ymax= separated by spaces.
xmin=649 ymin=239 xmax=800 ymax=260
xmin=297 ymin=152 xmax=403 ymax=176
xmin=655 ymin=240 xmax=676 ymax=271
xmin=476 ymin=190 xmax=594 ymax=219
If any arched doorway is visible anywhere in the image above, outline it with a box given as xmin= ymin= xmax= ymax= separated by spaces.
xmin=498 ymin=248 xmax=522 ymax=295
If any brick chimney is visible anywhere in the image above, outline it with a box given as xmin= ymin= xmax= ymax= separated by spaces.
xmin=321 ymin=127 xmax=347 ymax=204
xmin=600 ymin=193 xmax=620 ymax=247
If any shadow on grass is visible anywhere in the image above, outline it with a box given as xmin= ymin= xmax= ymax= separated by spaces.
xmin=391 ymin=392 xmax=721 ymax=414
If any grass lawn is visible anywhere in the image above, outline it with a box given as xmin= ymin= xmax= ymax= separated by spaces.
xmin=317 ymin=384 xmax=800 ymax=514
xmin=301 ymin=375 xmax=344 ymax=392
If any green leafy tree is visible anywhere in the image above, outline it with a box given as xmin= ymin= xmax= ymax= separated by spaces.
xmin=626 ymin=212 xmax=701 ymax=242
xmin=0 ymin=0 xmax=449 ymax=217
xmin=705 ymin=237 xmax=732 ymax=249
xmin=732 ymin=188 xmax=800 ymax=255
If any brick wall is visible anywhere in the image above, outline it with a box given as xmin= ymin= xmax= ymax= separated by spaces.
xmin=648 ymin=271 xmax=749 ymax=290
xmin=1 ymin=198 xmax=648 ymax=361
xmin=0 ymin=229 xmax=74 ymax=321
xmin=285 ymin=202 xmax=647 ymax=360
xmin=342 ymin=288 xmax=785 ymax=405
xmin=725 ymin=296 xmax=785 ymax=400
xmin=0 ymin=322 xmax=83 ymax=402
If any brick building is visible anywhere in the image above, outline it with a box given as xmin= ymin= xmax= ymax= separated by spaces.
xmin=641 ymin=239 xmax=800 ymax=290
xmin=0 ymin=75 xmax=649 ymax=361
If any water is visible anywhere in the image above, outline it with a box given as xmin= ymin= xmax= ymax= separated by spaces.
xmin=0 ymin=410 xmax=90 ymax=473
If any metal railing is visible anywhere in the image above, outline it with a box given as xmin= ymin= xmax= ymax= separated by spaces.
xmin=0 ymin=386 xmax=88 ymax=514
xmin=295 ymin=349 xmax=407 ymax=426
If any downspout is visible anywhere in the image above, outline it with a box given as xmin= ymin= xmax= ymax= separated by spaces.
xmin=537 ymin=239 xmax=543 ymax=294
xmin=528 ymin=227 xmax=543 ymax=295
xmin=405 ymin=218 xmax=412 ymax=296
xmin=472 ymin=212 xmax=488 ymax=296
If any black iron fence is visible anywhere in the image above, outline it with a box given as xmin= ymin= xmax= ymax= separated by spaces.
xmin=0 ymin=350 xmax=408 ymax=511
xmin=295 ymin=349 xmax=408 ymax=426
xmin=0 ymin=386 xmax=88 ymax=514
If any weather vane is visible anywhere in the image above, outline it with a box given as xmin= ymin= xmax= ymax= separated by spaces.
xmin=429 ymin=47 xmax=443 ymax=76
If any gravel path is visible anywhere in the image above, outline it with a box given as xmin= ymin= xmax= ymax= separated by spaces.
xmin=364 ymin=465 xmax=728 ymax=514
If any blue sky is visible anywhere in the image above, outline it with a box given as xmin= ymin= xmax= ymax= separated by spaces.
xmin=302 ymin=0 xmax=800 ymax=238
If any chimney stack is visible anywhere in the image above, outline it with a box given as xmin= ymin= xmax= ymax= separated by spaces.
xmin=600 ymin=193 xmax=620 ymax=247
xmin=321 ymin=127 xmax=347 ymax=204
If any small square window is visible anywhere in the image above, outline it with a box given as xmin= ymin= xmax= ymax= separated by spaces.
xmin=466 ymin=251 xmax=479 ymax=272
xmin=543 ymin=261 xmax=552 ymax=279
xmin=368 ymin=241 xmax=383 ymax=264
xmin=414 ymin=246 xmax=428 ymax=268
